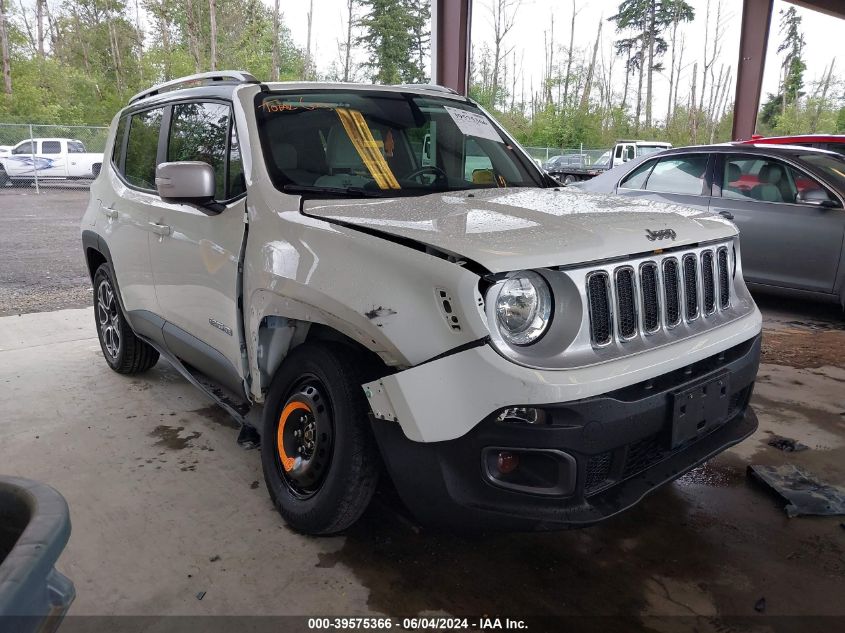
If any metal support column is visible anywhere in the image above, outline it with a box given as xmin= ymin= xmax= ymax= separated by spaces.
xmin=432 ymin=0 xmax=472 ymax=95
xmin=731 ymin=0 xmax=774 ymax=141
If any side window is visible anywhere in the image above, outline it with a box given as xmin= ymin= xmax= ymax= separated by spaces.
xmin=721 ymin=154 xmax=797 ymax=203
xmin=13 ymin=141 xmax=33 ymax=155
xmin=41 ymin=141 xmax=61 ymax=154
xmin=125 ymin=108 xmax=164 ymax=190
xmin=619 ymin=159 xmax=656 ymax=190
xmin=168 ymin=102 xmax=230 ymax=200
xmin=644 ymin=155 xmax=709 ymax=195
xmin=112 ymin=117 xmax=127 ymax=169
xmin=68 ymin=141 xmax=85 ymax=154
xmin=228 ymin=124 xmax=246 ymax=198
xmin=785 ymin=164 xmax=837 ymax=205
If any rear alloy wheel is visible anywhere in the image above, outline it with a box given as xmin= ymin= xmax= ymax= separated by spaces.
xmin=261 ymin=343 xmax=380 ymax=535
xmin=92 ymin=263 xmax=159 ymax=374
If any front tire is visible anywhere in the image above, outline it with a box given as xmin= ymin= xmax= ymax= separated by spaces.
xmin=563 ymin=174 xmax=577 ymax=185
xmin=261 ymin=342 xmax=380 ymax=535
xmin=92 ymin=263 xmax=159 ymax=374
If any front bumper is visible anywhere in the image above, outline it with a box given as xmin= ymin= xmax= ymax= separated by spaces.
xmin=371 ymin=334 xmax=761 ymax=531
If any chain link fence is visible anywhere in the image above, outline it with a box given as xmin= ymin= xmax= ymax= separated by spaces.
xmin=0 ymin=123 xmax=109 ymax=193
xmin=523 ymin=145 xmax=611 ymax=170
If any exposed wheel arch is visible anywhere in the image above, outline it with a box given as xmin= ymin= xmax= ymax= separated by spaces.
xmin=257 ymin=317 xmax=390 ymax=401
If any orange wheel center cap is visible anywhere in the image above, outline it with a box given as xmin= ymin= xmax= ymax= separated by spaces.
xmin=277 ymin=401 xmax=311 ymax=472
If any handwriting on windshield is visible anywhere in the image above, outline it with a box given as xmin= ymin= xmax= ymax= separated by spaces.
xmin=258 ymin=98 xmax=338 ymax=113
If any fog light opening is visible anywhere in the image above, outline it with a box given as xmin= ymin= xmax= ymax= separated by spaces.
xmin=497 ymin=451 xmax=520 ymax=474
xmin=496 ymin=407 xmax=546 ymax=425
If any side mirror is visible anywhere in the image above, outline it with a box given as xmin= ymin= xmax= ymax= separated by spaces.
xmin=796 ymin=187 xmax=839 ymax=208
xmin=156 ymin=161 xmax=215 ymax=201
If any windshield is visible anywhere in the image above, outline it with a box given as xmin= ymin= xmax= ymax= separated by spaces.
xmin=800 ymin=153 xmax=845 ymax=191
xmin=255 ymin=91 xmax=544 ymax=196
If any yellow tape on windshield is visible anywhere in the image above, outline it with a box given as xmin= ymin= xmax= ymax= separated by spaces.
xmin=335 ymin=108 xmax=400 ymax=190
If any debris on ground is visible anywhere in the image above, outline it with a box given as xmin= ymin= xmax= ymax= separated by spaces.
xmin=767 ymin=435 xmax=809 ymax=452
xmin=196 ymin=591 xmax=206 ymax=600
xmin=209 ymin=555 xmax=221 ymax=562
xmin=754 ymin=597 xmax=767 ymax=613
xmin=250 ymin=480 xmax=259 ymax=489
xmin=747 ymin=465 xmax=845 ymax=517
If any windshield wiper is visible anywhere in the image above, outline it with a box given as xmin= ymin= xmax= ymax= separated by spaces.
xmin=282 ymin=184 xmax=393 ymax=198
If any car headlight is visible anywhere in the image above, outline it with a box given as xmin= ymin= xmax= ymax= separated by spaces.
xmin=494 ymin=271 xmax=553 ymax=345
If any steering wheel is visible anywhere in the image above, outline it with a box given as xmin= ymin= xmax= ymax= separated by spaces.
xmin=404 ymin=165 xmax=448 ymax=184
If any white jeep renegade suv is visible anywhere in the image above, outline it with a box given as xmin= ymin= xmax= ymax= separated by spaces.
xmin=81 ymin=71 xmax=762 ymax=534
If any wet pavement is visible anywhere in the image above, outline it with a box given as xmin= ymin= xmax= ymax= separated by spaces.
xmin=2 ymin=299 xmax=843 ymax=626
xmin=0 ymin=194 xmax=843 ymax=624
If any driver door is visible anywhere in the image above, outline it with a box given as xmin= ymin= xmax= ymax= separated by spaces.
xmin=709 ymin=153 xmax=844 ymax=293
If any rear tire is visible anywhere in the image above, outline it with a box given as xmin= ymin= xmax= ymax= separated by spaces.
xmin=563 ymin=175 xmax=576 ymax=185
xmin=93 ymin=263 xmax=159 ymax=374
xmin=261 ymin=342 xmax=380 ymax=535
xmin=0 ymin=168 xmax=8 ymax=186
xmin=92 ymin=164 xmax=101 ymax=178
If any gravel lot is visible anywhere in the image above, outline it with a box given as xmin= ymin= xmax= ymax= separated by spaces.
xmin=0 ymin=189 xmax=92 ymax=316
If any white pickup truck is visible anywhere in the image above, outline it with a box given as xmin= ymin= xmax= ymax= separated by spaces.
xmin=0 ymin=138 xmax=103 ymax=185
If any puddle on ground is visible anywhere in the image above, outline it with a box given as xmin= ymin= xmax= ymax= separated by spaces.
xmin=676 ymin=459 xmax=745 ymax=489
xmin=191 ymin=404 xmax=240 ymax=430
xmin=316 ymin=485 xmax=731 ymax=619
xmin=148 ymin=425 xmax=201 ymax=450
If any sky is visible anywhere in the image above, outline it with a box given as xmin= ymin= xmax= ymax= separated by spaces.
xmin=278 ymin=0 xmax=845 ymax=121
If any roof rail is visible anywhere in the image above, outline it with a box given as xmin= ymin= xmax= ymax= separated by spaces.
xmin=392 ymin=83 xmax=459 ymax=95
xmin=129 ymin=71 xmax=260 ymax=104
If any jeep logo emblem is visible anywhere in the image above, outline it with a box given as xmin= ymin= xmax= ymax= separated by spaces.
xmin=645 ymin=228 xmax=677 ymax=241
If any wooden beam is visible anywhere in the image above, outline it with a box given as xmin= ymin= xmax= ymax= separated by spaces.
xmin=731 ymin=0 xmax=774 ymax=141
xmin=432 ymin=0 xmax=472 ymax=95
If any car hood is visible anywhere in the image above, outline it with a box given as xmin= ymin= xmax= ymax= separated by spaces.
xmin=303 ymin=188 xmax=737 ymax=274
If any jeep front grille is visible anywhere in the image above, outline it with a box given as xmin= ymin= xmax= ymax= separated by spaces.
xmin=717 ymin=247 xmax=730 ymax=309
xmin=662 ymin=259 xmax=681 ymax=327
xmin=586 ymin=245 xmax=733 ymax=346
xmin=702 ymin=250 xmax=715 ymax=315
xmin=682 ymin=254 xmax=698 ymax=321
xmin=586 ymin=272 xmax=612 ymax=346
xmin=640 ymin=262 xmax=659 ymax=333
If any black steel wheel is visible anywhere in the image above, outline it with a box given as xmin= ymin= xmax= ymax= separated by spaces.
xmin=261 ymin=342 xmax=380 ymax=535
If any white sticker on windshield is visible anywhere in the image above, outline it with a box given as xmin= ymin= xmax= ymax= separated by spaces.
xmin=443 ymin=106 xmax=503 ymax=143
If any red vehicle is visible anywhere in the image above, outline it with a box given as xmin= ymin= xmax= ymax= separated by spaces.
xmin=741 ymin=134 xmax=845 ymax=157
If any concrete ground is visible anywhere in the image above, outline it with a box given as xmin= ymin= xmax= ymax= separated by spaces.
xmin=2 ymin=303 xmax=843 ymax=623
xmin=1 ymin=189 xmax=844 ymax=624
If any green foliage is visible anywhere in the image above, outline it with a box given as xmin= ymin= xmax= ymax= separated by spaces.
xmin=356 ymin=0 xmax=429 ymax=84
xmin=0 ymin=0 xmax=305 ymax=124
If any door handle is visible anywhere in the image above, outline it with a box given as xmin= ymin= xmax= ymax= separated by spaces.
xmin=100 ymin=204 xmax=117 ymax=220
xmin=718 ymin=210 xmax=734 ymax=220
xmin=149 ymin=222 xmax=171 ymax=236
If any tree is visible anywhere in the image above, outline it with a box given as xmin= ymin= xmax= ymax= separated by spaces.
xmin=610 ymin=0 xmax=692 ymax=129
xmin=487 ymin=0 xmax=520 ymax=108
xmin=0 ymin=0 xmax=11 ymax=94
xmin=778 ymin=6 xmax=805 ymax=112
xmin=357 ymin=0 xmax=428 ymax=84
xmin=208 ymin=0 xmax=217 ymax=71
xmin=271 ymin=0 xmax=280 ymax=81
